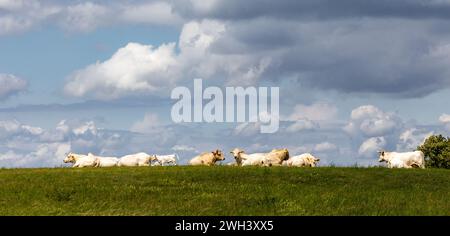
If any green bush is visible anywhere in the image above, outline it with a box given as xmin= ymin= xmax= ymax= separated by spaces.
xmin=417 ymin=135 xmax=450 ymax=168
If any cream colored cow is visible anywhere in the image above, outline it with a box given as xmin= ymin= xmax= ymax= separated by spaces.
xmin=89 ymin=153 xmax=119 ymax=167
xmin=189 ymin=150 xmax=225 ymax=166
xmin=378 ymin=150 xmax=425 ymax=169
xmin=262 ymin=149 xmax=290 ymax=167
xmin=229 ymin=148 xmax=266 ymax=166
xmin=63 ymin=152 xmax=96 ymax=168
xmin=283 ymin=153 xmax=320 ymax=167
xmin=118 ymin=152 xmax=156 ymax=167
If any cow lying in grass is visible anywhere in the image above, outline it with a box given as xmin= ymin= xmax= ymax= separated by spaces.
xmin=229 ymin=148 xmax=266 ymax=166
xmin=230 ymin=148 xmax=290 ymax=167
xmin=88 ymin=153 xmax=119 ymax=167
xmin=189 ymin=150 xmax=225 ymax=166
xmin=63 ymin=153 xmax=96 ymax=168
xmin=117 ymin=152 xmax=156 ymax=167
xmin=153 ymin=154 xmax=179 ymax=166
xmin=262 ymin=149 xmax=290 ymax=167
xmin=283 ymin=153 xmax=320 ymax=167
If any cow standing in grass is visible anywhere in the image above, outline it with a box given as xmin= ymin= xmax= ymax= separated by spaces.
xmin=378 ymin=150 xmax=425 ymax=169
xmin=63 ymin=152 xmax=96 ymax=168
xmin=189 ymin=150 xmax=225 ymax=166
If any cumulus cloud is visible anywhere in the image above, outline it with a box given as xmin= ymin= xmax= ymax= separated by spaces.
xmin=0 ymin=74 xmax=27 ymax=100
xmin=344 ymin=105 xmax=439 ymax=160
xmin=286 ymin=119 xmax=318 ymax=132
xmin=396 ymin=128 xmax=433 ymax=152
xmin=60 ymin=2 xmax=111 ymax=33
xmin=172 ymin=144 xmax=199 ymax=153
xmin=130 ymin=113 xmax=162 ymax=133
xmin=64 ymin=42 xmax=178 ymax=100
xmin=439 ymin=113 xmax=450 ymax=131
xmin=0 ymin=0 xmax=60 ymax=35
xmin=358 ymin=137 xmax=386 ymax=158
xmin=314 ymin=142 xmax=338 ymax=153
xmin=233 ymin=122 xmax=261 ymax=136
xmin=0 ymin=1 xmax=181 ymax=35
xmin=0 ymin=119 xmax=132 ymax=167
xmin=64 ymin=19 xmax=274 ymax=100
xmin=0 ymin=143 xmax=70 ymax=168
xmin=440 ymin=113 xmax=450 ymax=123
xmin=344 ymin=105 xmax=401 ymax=137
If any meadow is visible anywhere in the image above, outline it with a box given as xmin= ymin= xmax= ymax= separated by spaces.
xmin=0 ymin=166 xmax=449 ymax=216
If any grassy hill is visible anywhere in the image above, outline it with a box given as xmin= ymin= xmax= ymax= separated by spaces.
xmin=0 ymin=166 xmax=449 ymax=215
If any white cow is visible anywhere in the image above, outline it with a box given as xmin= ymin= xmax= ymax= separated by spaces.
xmin=378 ymin=150 xmax=425 ymax=169
xmin=154 ymin=154 xmax=179 ymax=166
xmin=283 ymin=153 xmax=320 ymax=167
xmin=63 ymin=152 xmax=96 ymax=168
xmin=89 ymin=153 xmax=119 ymax=167
xmin=118 ymin=152 xmax=156 ymax=167
xmin=230 ymin=148 xmax=266 ymax=166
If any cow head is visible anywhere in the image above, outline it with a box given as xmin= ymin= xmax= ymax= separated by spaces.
xmin=378 ymin=150 xmax=387 ymax=162
xmin=63 ymin=153 xmax=76 ymax=163
xmin=212 ymin=149 xmax=225 ymax=161
xmin=305 ymin=156 xmax=319 ymax=167
xmin=312 ymin=157 xmax=320 ymax=167
xmin=230 ymin=148 xmax=244 ymax=164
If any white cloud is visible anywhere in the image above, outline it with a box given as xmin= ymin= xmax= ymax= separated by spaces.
xmin=396 ymin=128 xmax=433 ymax=151
xmin=172 ymin=144 xmax=198 ymax=153
xmin=233 ymin=122 xmax=261 ymax=136
xmin=0 ymin=119 xmax=42 ymax=139
xmin=344 ymin=105 xmax=401 ymax=137
xmin=0 ymin=142 xmax=71 ymax=168
xmin=64 ymin=42 xmax=178 ymax=100
xmin=0 ymin=119 xmax=130 ymax=167
xmin=439 ymin=113 xmax=450 ymax=123
xmin=60 ymin=2 xmax=111 ymax=33
xmin=314 ymin=142 xmax=338 ymax=153
xmin=288 ymin=102 xmax=337 ymax=121
xmin=358 ymin=136 xmax=386 ymax=158
xmin=130 ymin=113 xmax=161 ymax=133
xmin=64 ymin=19 xmax=274 ymax=100
xmin=286 ymin=119 xmax=318 ymax=132
xmin=0 ymin=74 xmax=27 ymax=100
xmin=0 ymin=1 xmax=183 ymax=35
xmin=0 ymin=0 xmax=60 ymax=35
xmin=439 ymin=113 xmax=450 ymax=131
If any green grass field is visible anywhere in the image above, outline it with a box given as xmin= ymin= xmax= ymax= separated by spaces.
xmin=0 ymin=166 xmax=449 ymax=216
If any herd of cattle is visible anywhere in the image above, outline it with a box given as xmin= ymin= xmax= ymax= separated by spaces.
xmin=63 ymin=148 xmax=426 ymax=169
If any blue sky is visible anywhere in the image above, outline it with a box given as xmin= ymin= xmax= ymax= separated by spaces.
xmin=0 ymin=0 xmax=449 ymax=167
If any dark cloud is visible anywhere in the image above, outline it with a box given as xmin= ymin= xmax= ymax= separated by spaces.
xmin=207 ymin=17 xmax=450 ymax=97
xmin=173 ymin=0 xmax=450 ymax=21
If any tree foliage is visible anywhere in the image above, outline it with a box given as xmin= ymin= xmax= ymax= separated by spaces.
xmin=417 ymin=134 xmax=450 ymax=168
